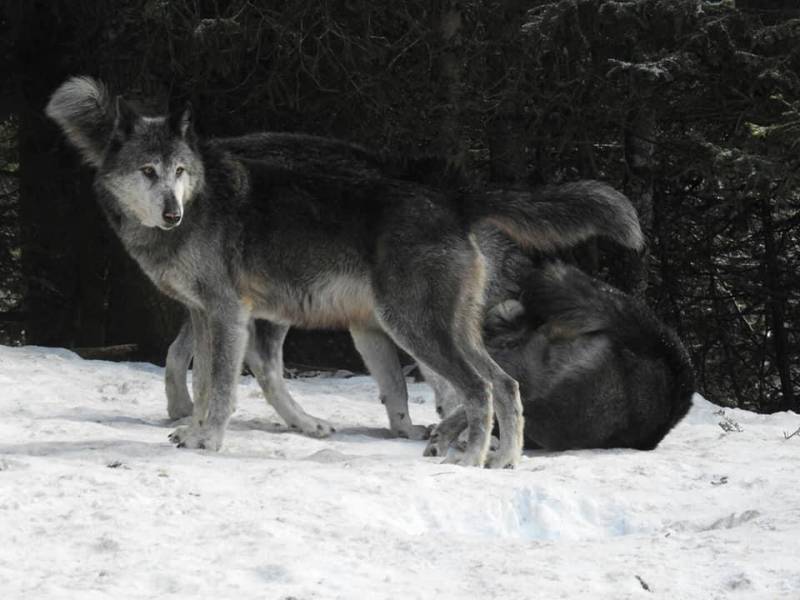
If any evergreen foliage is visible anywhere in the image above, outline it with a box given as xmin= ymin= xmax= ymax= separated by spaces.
xmin=3 ymin=0 xmax=797 ymax=410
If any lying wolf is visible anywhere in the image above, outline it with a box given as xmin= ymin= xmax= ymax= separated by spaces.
xmin=423 ymin=261 xmax=695 ymax=455
xmin=46 ymin=76 xmax=643 ymax=467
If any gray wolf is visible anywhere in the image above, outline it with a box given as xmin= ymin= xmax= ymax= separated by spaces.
xmin=423 ymin=259 xmax=694 ymax=456
xmin=161 ymin=138 xmax=648 ymax=447
xmin=46 ymin=75 xmax=643 ymax=468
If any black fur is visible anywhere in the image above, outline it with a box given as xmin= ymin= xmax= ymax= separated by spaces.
xmin=488 ymin=262 xmax=694 ymax=451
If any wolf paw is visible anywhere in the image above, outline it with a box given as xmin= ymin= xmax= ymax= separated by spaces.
xmin=288 ymin=415 xmax=336 ymax=438
xmin=168 ymin=425 xmax=223 ymax=451
xmin=485 ymin=447 xmax=520 ymax=470
xmin=423 ymin=430 xmax=450 ymax=457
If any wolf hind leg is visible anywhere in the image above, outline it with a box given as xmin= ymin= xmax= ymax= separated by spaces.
xmin=373 ymin=232 xmax=522 ymax=467
xmin=444 ymin=239 xmax=523 ymax=468
xmin=373 ymin=311 xmax=493 ymax=467
xmin=350 ymin=326 xmax=430 ymax=440
xmin=419 ymin=364 xmax=471 ymax=458
xmin=246 ymin=320 xmax=335 ymax=437
xmin=419 ymin=346 xmax=520 ymax=467
xmin=460 ymin=345 xmax=522 ymax=468
xmin=410 ymin=348 xmax=492 ymax=467
xmin=165 ymin=319 xmax=195 ymax=420
xmin=419 ymin=363 xmax=461 ymax=420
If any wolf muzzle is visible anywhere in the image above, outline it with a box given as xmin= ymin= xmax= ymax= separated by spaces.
xmin=162 ymin=193 xmax=182 ymax=228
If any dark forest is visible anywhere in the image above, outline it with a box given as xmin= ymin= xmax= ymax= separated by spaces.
xmin=1 ymin=0 xmax=798 ymax=412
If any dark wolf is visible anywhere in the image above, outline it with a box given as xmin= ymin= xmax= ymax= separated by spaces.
xmin=423 ymin=260 xmax=695 ymax=455
xmin=46 ymin=76 xmax=643 ymax=468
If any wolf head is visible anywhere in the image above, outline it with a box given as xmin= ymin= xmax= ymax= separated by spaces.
xmin=46 ymin=77 xmax=205 ymax=230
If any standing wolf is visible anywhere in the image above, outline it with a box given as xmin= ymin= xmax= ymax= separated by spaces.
xmin=46 ymin=76 xmax=643 ymax=468
xmin=162 ymin=133 xmax=465 ymax=439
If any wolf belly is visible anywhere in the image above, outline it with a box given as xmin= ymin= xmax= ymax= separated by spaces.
xmin=245 ymin=273 xmax=376 ymax=330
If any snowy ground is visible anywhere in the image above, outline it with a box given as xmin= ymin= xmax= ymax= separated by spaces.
xmin=0 ymin=345 xmax=799 ymax=599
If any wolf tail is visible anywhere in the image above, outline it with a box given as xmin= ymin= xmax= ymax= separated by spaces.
xmin=45 ymin=76 xmax=114 ymax=167
xmin=467 ymin=181 xmax=644 ymax=253
xmin=524 ymin=262 xmax=695 ymax=430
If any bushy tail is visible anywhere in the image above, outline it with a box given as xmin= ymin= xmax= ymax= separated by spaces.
xmin=467 ymin=181 xmax=644 ymax=253
xmin=45 ymin=76 xmax=114 ymax=167
xmin=525 ymin=262 xmax=694 ymax=428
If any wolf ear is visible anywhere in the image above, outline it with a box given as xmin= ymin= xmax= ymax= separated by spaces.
xmin=45 ymin=76 xmax=114 ymax=168
xmin=113 ymin=96 xmax=138 ymax=140
xmin=169 ymin=102 xmax=194 ymax=140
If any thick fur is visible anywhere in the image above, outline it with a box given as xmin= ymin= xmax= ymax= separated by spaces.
xmin=467 ymin=184 xmax=642 ymax=253
xmin=424 ymin=260 xmax=694 ymax=455
xmin=45 ymin=76 xmax=115 ymax=167
xmin=210 ymin=133 xmax=456 ymax=186
xmin=514 ymin=262 xmax=694 ymax=449
xmin=46 ymin=76 xmax=643 ymax=468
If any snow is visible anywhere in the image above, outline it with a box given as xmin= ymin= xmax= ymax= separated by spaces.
xmin=1 ymin=345 xmax=799 ymax=599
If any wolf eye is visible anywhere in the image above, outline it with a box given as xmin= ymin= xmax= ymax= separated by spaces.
xmin=175 ymin=166 xmax=184 ymax=177
xmin=140 ymin=166 xmax=157 ymax=178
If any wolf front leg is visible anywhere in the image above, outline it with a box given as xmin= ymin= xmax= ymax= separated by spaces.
xmin=165 ymin=319 xmax=195 ymax=420
xmin=169 ymin=305 xmax=249 ymax=451
xmin=188 ymin=309 xmax=212 ymax=424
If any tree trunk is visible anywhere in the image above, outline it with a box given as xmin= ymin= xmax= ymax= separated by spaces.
xmin=759 ymin=197 xmax=796 ymax=411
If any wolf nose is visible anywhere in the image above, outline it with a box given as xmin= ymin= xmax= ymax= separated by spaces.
xmin=162 ymin=210 xmax=181 ymax=225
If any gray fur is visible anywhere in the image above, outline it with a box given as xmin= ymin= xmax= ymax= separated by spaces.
xmin=166 ymin=319 xmax=334 ymax=435
xmin=165 ymin=320 xmax=194 ymax=419
xmin=47 ymin=76 xmax=643 ymax=468
xmin=470 ymin=184 xmax=643 ymax=253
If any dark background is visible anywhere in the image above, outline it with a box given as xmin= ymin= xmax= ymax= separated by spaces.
xmin=1 ymin=0 xmax=798 ymax=412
